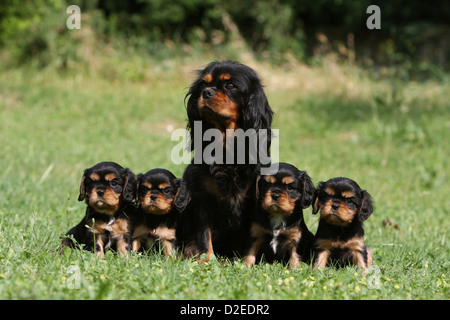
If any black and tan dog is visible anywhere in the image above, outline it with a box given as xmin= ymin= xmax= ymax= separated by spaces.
xmin=245 ymin=163 xmax=315 ymax=268
xmin=131 ymin=169 xmax=190 ymax=257
xmin=312 ymin=177 xmax=373 ymax=273
xmin=180 ymin=60 xmax=274 ymax=261
xmin=61 ymin=162 xmax=136 ymax=258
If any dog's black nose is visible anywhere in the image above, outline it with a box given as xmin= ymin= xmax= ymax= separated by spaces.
xmin=97 ymin=190 xmax=105 ymax=197
xmin=150 ymin=194 xmax=158 ymax=201
xmin=271 ymin=193 xmax=281 ymax=201
xmin=202 ymin=88 xmax=216 ymax=99
xmin=331 ymin=203 xmax=340 ymax=210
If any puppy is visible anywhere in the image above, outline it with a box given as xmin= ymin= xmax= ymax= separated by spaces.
xmin=180 ymin=60 xmax=274 ymax=260
xmin=131 ymin=169 xmax=190 ymax=257
xmin=61 ymin=162 xmax=136 ymax=258
xmin=245 ymin=163 xmax=315 ymax=268
xmin=312 ymin=177 xmax=373 ymax=273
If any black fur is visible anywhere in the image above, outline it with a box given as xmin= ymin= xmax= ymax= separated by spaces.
xmin=179 ymin=61 xmax=274 ymax=259
xmin=61 ymin=162 xmax=136 ymax=257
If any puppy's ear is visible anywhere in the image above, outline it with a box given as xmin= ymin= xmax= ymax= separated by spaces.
xmin=78 ymin=171 xmax=87 ymax=201
xmin=255 ymin=175 xmax=261 ymax=199
xmin=312 ymin=181 xmax=325 ymax=215
xmin=174 ymin=179 xmax=191 ymax=212
xmin=135 ymin=173 xmax=144 ymax=203
xmin=299 ymin=171 xmax=315 ymax=209
xmin=358 ymin=190 xmax=373 ymax=222
xmin=122 ymin=168 xmax=137 ymax=203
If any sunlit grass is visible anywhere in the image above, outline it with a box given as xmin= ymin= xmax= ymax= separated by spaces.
xmin=0 ymin=58 xmax=448 ymax=299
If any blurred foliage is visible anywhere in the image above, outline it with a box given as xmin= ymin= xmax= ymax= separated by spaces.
xmin=0 ymin=0 xmax=448 ymax=78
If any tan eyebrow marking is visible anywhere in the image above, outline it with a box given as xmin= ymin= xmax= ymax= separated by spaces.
xmin=203 ymin=74 xmax=213 ymax=83
xmin=341 ymin=191 xmax=355 ymax=198
xmin=282 ymin=176 xmax=294 ymax=184
xmin=219 ymin=73 xmax=231 ymax=81
xmin=90 ymin=173 xmax=100 ymax=181
xmin=264 ymin=175 xmax=276 ymax=183
xmin=159 ymin=183 xmax=170 ymax=189
xmin=105 ymin=173 xmax=117 ymax=181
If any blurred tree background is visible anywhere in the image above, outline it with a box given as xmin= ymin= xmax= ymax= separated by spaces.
xmin=0 ymin=0 xmax=448 ymax=79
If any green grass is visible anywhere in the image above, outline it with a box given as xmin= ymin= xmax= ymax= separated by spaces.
xmin=0 ymin=60 xmax=448 ymax=300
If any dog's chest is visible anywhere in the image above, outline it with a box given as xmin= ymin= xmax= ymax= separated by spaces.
xmin=91 ymin=217 xmax=129 ymax=237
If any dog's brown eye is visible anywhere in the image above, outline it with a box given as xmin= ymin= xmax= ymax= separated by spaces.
xmin=286 ymin=184 xmax=294 ymax=191
xmin=346 ymin=198 xmax=353 ymax=204
xmin=225 ymin=83 xmax=236 ymax=90
xmin=110 ymin=180 xmax=118 ymax=187
xmin=163 ymin=187 xmax=171 ymax=194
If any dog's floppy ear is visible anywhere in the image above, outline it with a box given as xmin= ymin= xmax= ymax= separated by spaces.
xmin=299 ymin=171 xmax=315 ymax=209
xmin=77 ymin=170 xmax=87 ymax=201
xmin=135 ymin=173 xmax=144 ymax=203
xmin=185 ymin=77 xmax=204 ymax=152
xmin=358 ymin=190 xmax=373 ymax=222
xmin=312 ymin=181 xmax=325 ymax=214
xmin=122 ymin=168 xmax=137 ymax=203
xmin=174 ymin=178 xmax=191 ymax=212
xmin=255 ymin=175 xmax=261 ymax=199
xmin=242 ymin=81 xmax=274 ymax=133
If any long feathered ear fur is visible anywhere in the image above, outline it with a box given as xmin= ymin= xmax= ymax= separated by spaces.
xmin=78 ymin=169 xmax=88 ymax=201
xmin=299 ymin=171 xmax=315 ymax=209
xmin=173 ymin=179 xmax=191 ymax=212
xmin=312 ymin=181 xmax=325 ymax=214
xmin=242 ymin=80 xmax=274 ymax=132
xmin=185 ymin=78 xmax=203 ymax=153
xmin=358 ymin=190 xmax=373 ymax=222
xmin=78 ymin=176 xmax=86 ymax=201
xmin=122 ymin=168 xmax=137 ymax=204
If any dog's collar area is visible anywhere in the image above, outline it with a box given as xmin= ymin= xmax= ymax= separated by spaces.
xmin=107 ymin=217 xmax=116 ymax=226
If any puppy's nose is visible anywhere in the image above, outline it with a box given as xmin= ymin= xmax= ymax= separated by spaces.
xmin=331 ymin=203 xmax=340 ymax=210
xmin=97 ymin=190 xmax=105 ymax=197
xmin=202 ymin=88 xmax=216 ymax=100
xmin=150 ymin=194 xmax=158 ymax=201
xmin=271 ymin=193 xmax=281 ymax=201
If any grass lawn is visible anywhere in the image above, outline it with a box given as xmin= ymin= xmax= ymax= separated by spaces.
xmin=0 ymin=59 xmax=448 ymax=299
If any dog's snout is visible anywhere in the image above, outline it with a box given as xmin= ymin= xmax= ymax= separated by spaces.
xmin=97 ymin=189 xmax=105 ymax=197
xmin=271 ymin=193 xmax=281 ymax=201
xmin=202 ymin=88 xmax=216 ymax=100
xmin=331 ymin=203 xmax=340 ymax=210
xmin=150 ymin=194 xmax=158 ymax=201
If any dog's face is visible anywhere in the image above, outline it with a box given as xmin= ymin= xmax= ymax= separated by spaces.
xmin=78 ymin=162 xmax=136 ymax=215
xmin=313 ymin=177 xmax=373 ymax=226
xmin=186 ymin=60 xmax=273 ymax=150
xmin=137 ymin=169 xmax=190 ymax=215
xmin=257 ymin=163 xmax=315 ymax=217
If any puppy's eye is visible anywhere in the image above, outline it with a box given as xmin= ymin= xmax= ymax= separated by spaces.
xmin=110 ymin=180 xmax=118 ymax=187
xmin=225 ymin=83 xmax=236 ymax=90
xmin=346 ymin=198 xmax=353 ymax=204
xmin=163 ymin=187 xmax=171 ymax=194
xmin=286 ymin=184 xmax=294 ymax=191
